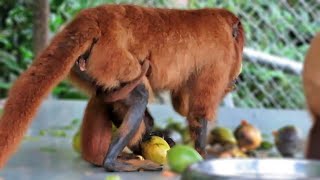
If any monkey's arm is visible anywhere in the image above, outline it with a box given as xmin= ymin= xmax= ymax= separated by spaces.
xmin=70 ymin=59 xmax=151 ymax=103
xmin=102 ymin=60 xmax=150 ymax=103
xmin=80 ymin=95 xmax=157 ymax=169
xmin=103 ymin=84 xmax=161 ymax=172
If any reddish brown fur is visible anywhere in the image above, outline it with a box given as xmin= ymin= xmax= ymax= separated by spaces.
xmin=81 ymin=97 xmax=149 ymax=166
xmin=68 ymin=67 xmax=95 ymax=96
xmin=303 ymin=32 xmax=320 ymax=159
xmin=103 ymin=60 xmax=150 ymax=102
xmin=0 ymin=10 xmax=101 ymax=168
xmin=81 ymin=96 xmax=112 ymax=165
xmin=0 ymin=4 xmax=244 ymax=168
xmin=171 ymin=84 xmax=190 ymax=117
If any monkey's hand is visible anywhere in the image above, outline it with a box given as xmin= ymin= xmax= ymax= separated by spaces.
xmin=101 ymin=60 xmax=150 ymax=103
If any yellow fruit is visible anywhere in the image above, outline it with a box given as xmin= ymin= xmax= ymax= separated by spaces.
xmin=230 ymin=147 xmax=247 ymax=158
xmin=167 ymin=145 xmax=203 ymax=173
xmin=218 ymin=149 xmax=247 ymax=158
xmin=141 ymin=136 xmax=170 ymax=165
xmin=112 ymin=123 xmax=117 ymax=134
xmin=72 ymin=130 xmax=81 ymax=153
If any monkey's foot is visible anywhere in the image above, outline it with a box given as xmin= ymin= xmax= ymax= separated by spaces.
xmin=104 ymin=159 xmax=162 ymax=172
xmin=118 ymin=152 xmax=144 ymax=160
xmin=195 ymin=147 xmax=207 ymax=159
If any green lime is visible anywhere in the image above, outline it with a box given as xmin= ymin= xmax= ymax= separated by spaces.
xmin=167 ymin=144 xmax=203 ymax=173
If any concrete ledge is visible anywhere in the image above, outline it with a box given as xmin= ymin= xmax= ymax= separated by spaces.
xmin=26 ymin=100 xmax=312 ymax=138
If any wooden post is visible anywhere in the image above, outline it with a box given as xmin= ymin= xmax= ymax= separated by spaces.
xmin=32 ymin=0 xmax=50 ymax=57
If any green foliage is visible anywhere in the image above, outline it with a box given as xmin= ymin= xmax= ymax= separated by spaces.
xmin=52 ymin=80 xmax=87 ymax=99
xmin=0 ymin=0 xmax=316 ymax=109
xmin=0 ymin=0 xmax=33 ymax=96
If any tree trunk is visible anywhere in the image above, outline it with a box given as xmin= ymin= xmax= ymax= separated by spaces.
xmin=32 ymin=0 xmax=49 ymax=57
xmin=33 ymin=0 xmax=53 ymax=99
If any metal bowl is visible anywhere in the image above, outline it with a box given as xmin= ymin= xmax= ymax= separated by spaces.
xmin=181 ymin=158 xmax=320 ymax=180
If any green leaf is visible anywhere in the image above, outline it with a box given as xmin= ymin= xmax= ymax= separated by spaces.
xmin=257 ymin=141 xmax=274 ymax=150
xmin=0 ymin=81 xmax=11 ymax=90
xmin=39 ymin=130 xmax=47 ymax=136
xmin=49 ymin=130 xmax=67 ymax=137
xmin=71 ymin=118 xmax=80 ymax=126
xmin=23 ymin=136 xmax=40 ymax=142
xmin=0 ymin=51 xmax=22 ymax=73
xmin=39 ymin=147 xmax=57 ymax=153
xmin=105 ymin=175 xmax=121 ymax=180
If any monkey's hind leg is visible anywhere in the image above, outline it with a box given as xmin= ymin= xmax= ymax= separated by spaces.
xmin=103 ymin=84 xmax=161 ymax=172
xmin=306 ymin=115 xmax=320 ymax=160
xmin=187 ymin=65 xmax=230 ymax=158
xmin=80 ymin=96 xmax=113 ymax=166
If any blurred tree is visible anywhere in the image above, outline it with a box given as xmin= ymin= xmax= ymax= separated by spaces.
xmin=32 ymin=0 xmax=50 ymax=56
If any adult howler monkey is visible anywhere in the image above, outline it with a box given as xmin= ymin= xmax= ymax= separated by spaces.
xmin=0 ymin=4 xmax=244 ymax=171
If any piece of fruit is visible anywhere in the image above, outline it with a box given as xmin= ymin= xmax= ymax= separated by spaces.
xmin=72 ymin=129 xmax=81 ymax=153
xmin=112 ymin=123 xmax=117 ymax=134
xmin=148 ymin=130 xmax=177 ymax=147
xmin=210 ymin=146 xmax=247 ymax=158
xmin=219 ymin=149 xmax=247 ymax=158
xmin=167 ymin=145 xmax=203 ymax=173
xmin=105 ymin=175 xmax=121 ymax=180
xmin=141 ymin=136 xmax=171 ymax=165
xmin=230 ymin=147 xmax=247 ymax=158
xmin=234 ymin=120 xmax=262 ymax=151
xmin=273 ymin=125 xmax=300 ymax=157
xmin=208 ymin=127 xmax=237 ymax=146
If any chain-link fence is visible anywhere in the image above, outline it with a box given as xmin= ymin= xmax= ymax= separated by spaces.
xmin=225 ymin=0 xmax=319 ymax=110
xmin=2 ymin=0 xmax=318 ymax=110
xmin=102 ymin=0 xmax=319 ymax=110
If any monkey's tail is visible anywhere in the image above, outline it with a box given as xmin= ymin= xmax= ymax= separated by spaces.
xmin=0 ymin=10 xmax=101 ymax=168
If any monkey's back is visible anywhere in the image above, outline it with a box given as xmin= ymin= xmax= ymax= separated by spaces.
xmin=80 ymin=4 xmax=243 ymax=90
